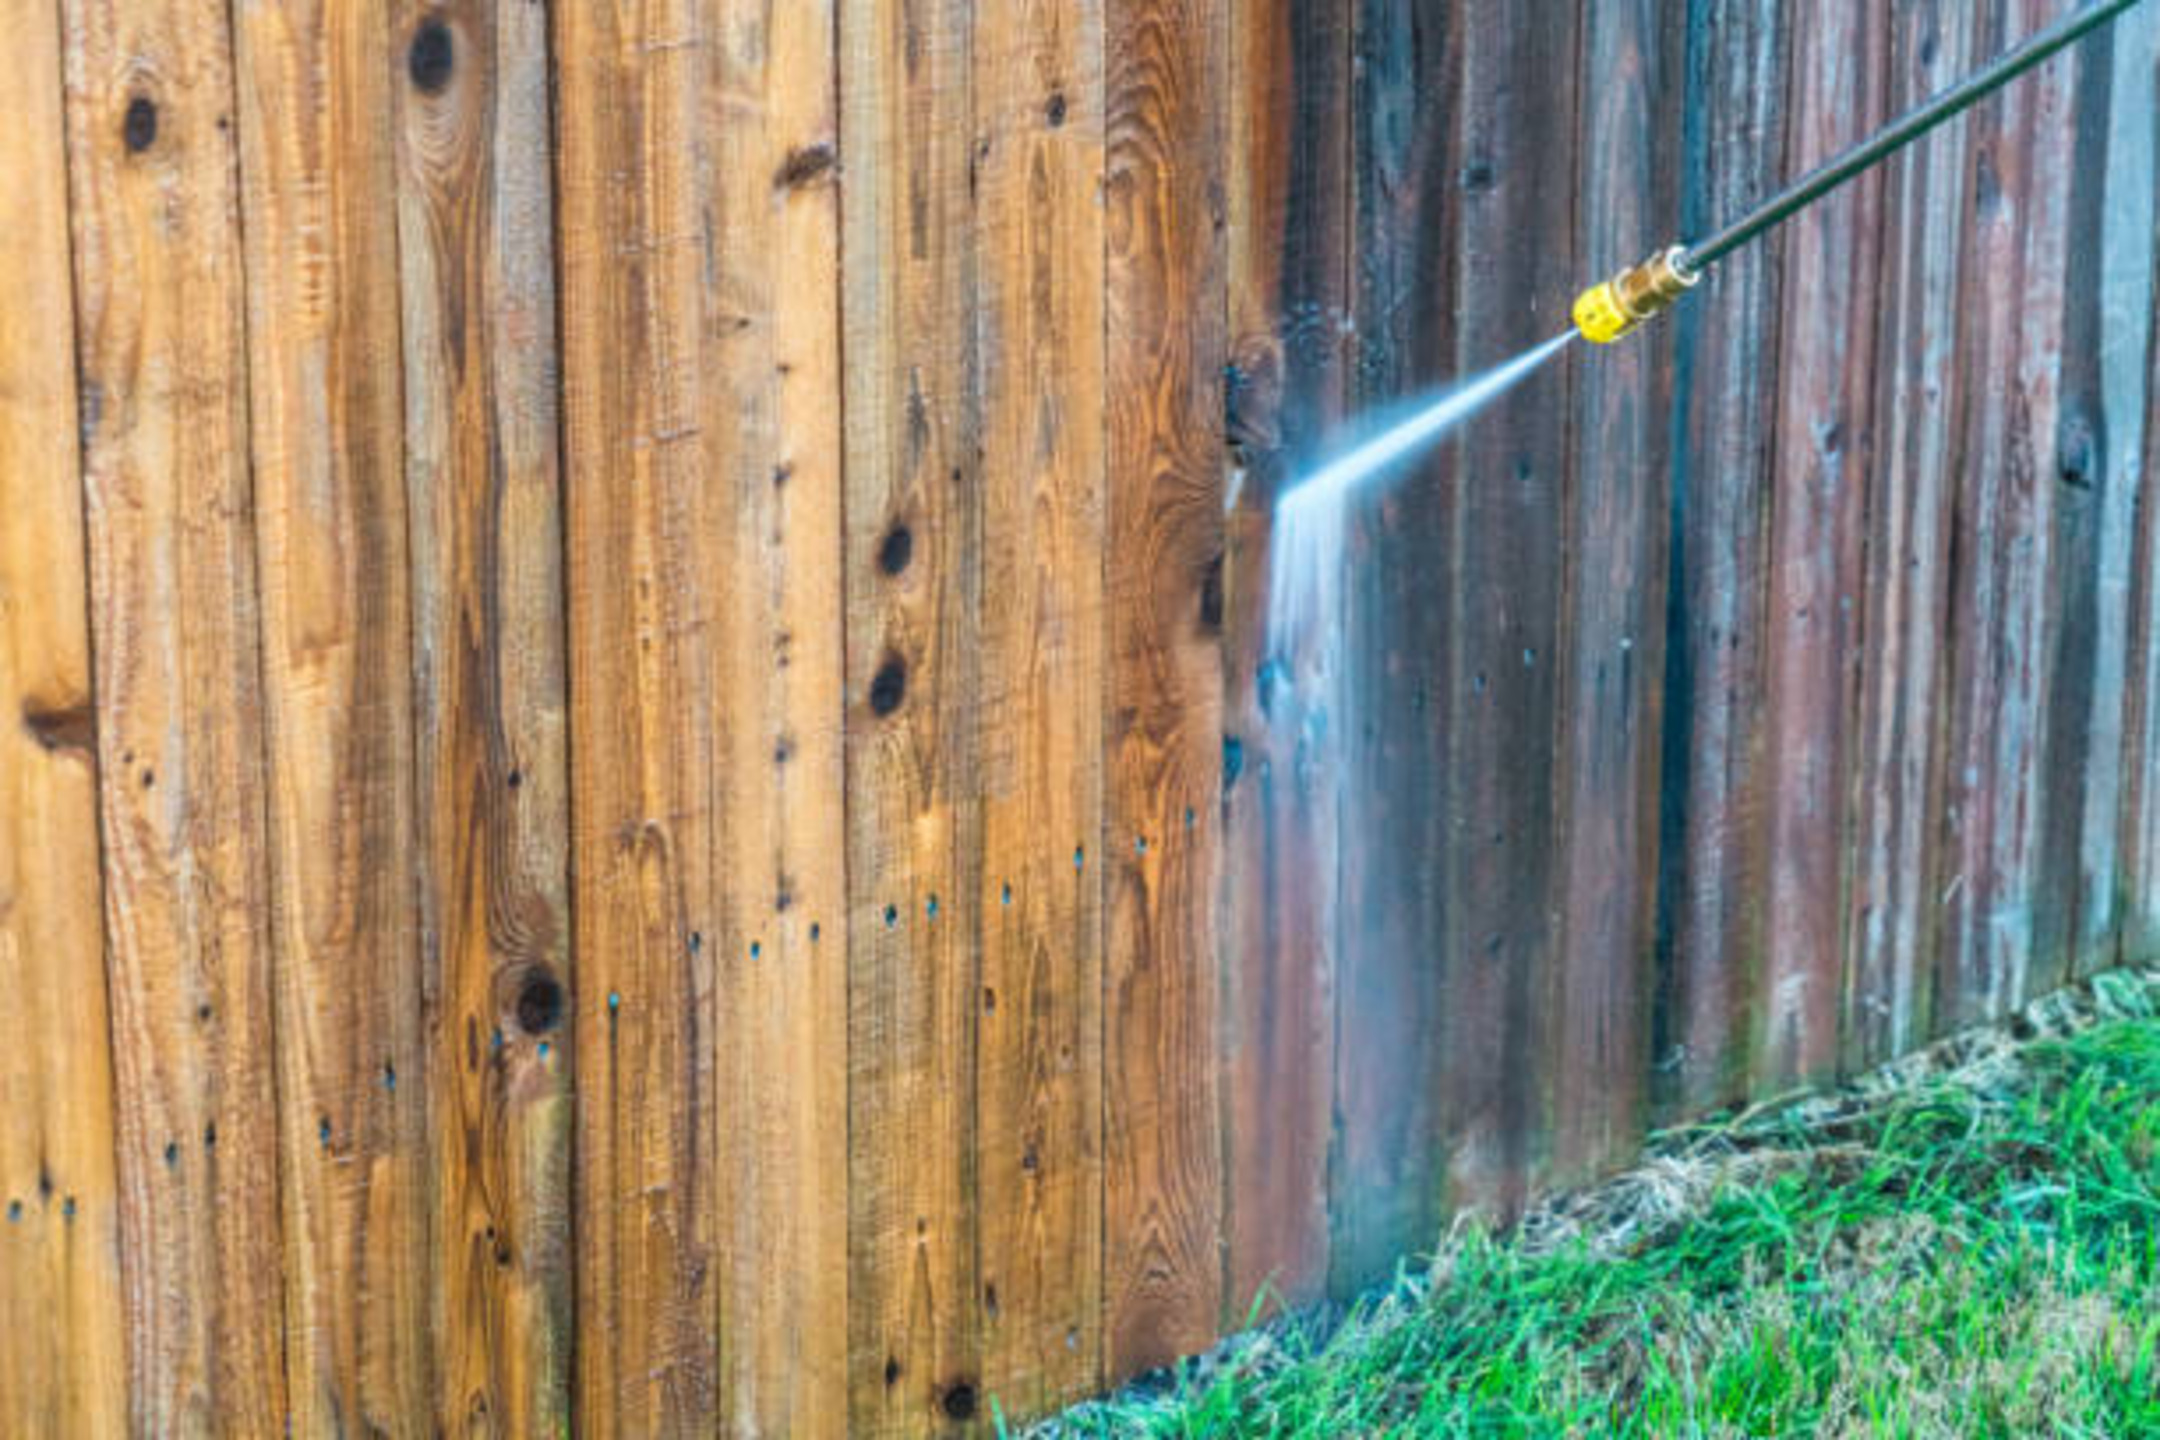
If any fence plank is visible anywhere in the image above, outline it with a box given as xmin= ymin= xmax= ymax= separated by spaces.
xmin=555 ymin=0 xmax=721 ymax=1426
xmin=59 ymin=0 xmax=291 ymax=1426
xmin=390 ymin=0 xmax=573 ymax=1429
xmin=1104 ymin=0 xmax=1228 ymax=1376
xmin=1547 ymin=0 xmax=1684 ymax=1183
xmin=1845 ymin=0 xmax=1977 ymax=1072
xmin=1934 ymin=0 xmax=2080 ymax=1027
xmin=2078 ymin=5 xmax=2157 ymax=977
xmin=230 ymin=1 xmax=433 ymax=1425
xmin=0 ymin=3 xmax=125 ymax=1430
xmin=1653 ymin=0 xmax=1790 ymax=1116
xmin=972 ymin=0 xmax=1109 ymax=1416
xmin=1437 ymin=0 xmax=1582 ymax=1216
xmin=2128 ymin=7 xmax=2160 ymax=964
xmin=2033 ymin=25 xmax=2121 ymax=993
xmin=840 ymin=0 xmax=986 ymax=1430
xmin=1221 ymin=0 xmax=1350 ymax=1317
xmin=707 ymin=0 xmax=852 ymax=1430
xmin=1756 ymin=0 xmax=1889 ymax=1089
xmin=1330 ymin=0 xmax=1454 ymax=1282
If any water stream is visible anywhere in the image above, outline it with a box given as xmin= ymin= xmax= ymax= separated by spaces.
xmin=1267 ymin=331 xmax=1577 ymax=662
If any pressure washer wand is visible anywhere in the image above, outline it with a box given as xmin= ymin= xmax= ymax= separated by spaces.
xmin=1572 ymin=0 xmax=2149 ymax=344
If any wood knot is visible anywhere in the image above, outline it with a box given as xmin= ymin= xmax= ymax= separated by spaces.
xmin=408 ymin=18 xmax=455 ymax=94
xmin=21 ymin=699 xmax=94 ymax=755
xmin=940 ymin=1382 xmax=978 ymax=1421
xmin=122 ymin=96 xmax=158 ymax=154
xmin=514 ymin=970 xmax=565 ymax=1034
xmin=775 ymin=141 xmax=837 ymax=191
xmin=878 ymin=524 xmax=913 ymax=576
xmin=869 ymin=655 xmax=907 ymax=717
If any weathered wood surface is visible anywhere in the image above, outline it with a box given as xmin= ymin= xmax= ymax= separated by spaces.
xmin=1756 ymin=0 xmax=1888 ymax=1091
xmin=1653 ymin=0 xmax=1791 ymax=1118
xmin=1549 ymin=0 xmax=1684 ymax=1185
xmin=4 ymin=0 xmax=2157 ymax=1434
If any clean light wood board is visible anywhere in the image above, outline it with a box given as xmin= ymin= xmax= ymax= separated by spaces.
xmin=971 ymin=0 xmax=1109 ymax=1416
xmin=390 ymin=0 xmax=573 ymax=1429
xmin=1103 ymin=0 xmax=1230 ymax=1377
xmin=0 ymin=0 xmax=124 ymax=1429
xmin=554 ymin=0 xmax=722 ymax=1428
xmin=707 ymin=0 xmax=851 ymax=1430
xmin=840 ymin=0 xmax=986 ymax=1430
xmin=230 ymin=0 xmax=433 ymax=1424
xmin=59 ymin=0 xmax=292 ymax=1427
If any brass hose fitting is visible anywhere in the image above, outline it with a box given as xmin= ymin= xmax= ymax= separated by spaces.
xmin=1571 ymin=245 xmax=1701 ymax=344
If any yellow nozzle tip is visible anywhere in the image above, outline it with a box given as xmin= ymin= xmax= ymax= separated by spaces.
xmin=1573 ymin=281 xmax=1635 ymax=344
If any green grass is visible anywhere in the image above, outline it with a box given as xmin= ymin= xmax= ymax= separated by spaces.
xmin=1043 ymin=973 xmax=2160 ymax=1439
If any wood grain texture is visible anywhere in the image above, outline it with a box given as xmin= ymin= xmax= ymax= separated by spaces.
xmin=1221 ymin=0 xmax=1349 ymax=1318
xmin=1755 ymin=0 xmax=1888 ymax=1090
xmin=60 ymin=0 xmax=292 ymax=1427
xmin=1934 ymin=0 xmax=2079 ymax=1028
xmin=1844 ymin=0 xmax=1976 ymax=1073
xmin=391 ymin=0 xmax=572 ymax=1430
xmin=707 ymin=0 xmax=851 ymax=1431
xmin=0 ymin=0 xmax=126 ymax=1429
xmin=2076 ymin=3 xmax=2156 ymax=977
xmin=13 ymin=2 xmax=2160 ymax=1430
xmin=555 ymin=0 xmax=720 ymax=1428
xmin=1331 ymin=0 xmax=1456 ymax=1283
xmin=1439 ymin=0 xmax=1580 ymax=1215
xmin=230 ymin=0 xmax=433 ymax=1426
xmin=1653 ymin=0 xmax=1790 ymax=1117
xmin=2032 ymin=26 xmax=2118 ymax=994
xmin=2128 ymin=4 xmax=2160 ymax=964
xmin=1547 ymin=0 xmax=1683 ymax=1182
xmin=841 ymin=0 xmax=985 ymax=1430
xmin=972 ymin=0 xmax=1108 ymax=1416
xmin=1103 ymin=0 xmax=1228 ymax=1376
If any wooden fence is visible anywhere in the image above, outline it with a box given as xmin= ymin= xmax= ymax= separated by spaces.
xmin=2 ymin=0 xmax=2156 ymax=1434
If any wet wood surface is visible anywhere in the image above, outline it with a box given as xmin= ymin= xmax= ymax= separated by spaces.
xmin=3 ymin=0 xmax=2157 ymax=1433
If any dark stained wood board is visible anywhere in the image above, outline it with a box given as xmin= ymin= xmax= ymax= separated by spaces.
xmin=1652 ymin=0 xmax=1792 ymax=1119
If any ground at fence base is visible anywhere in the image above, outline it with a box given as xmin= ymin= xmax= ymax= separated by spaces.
xmin=1037 ymin=965 xmax=2160 ymax=1437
